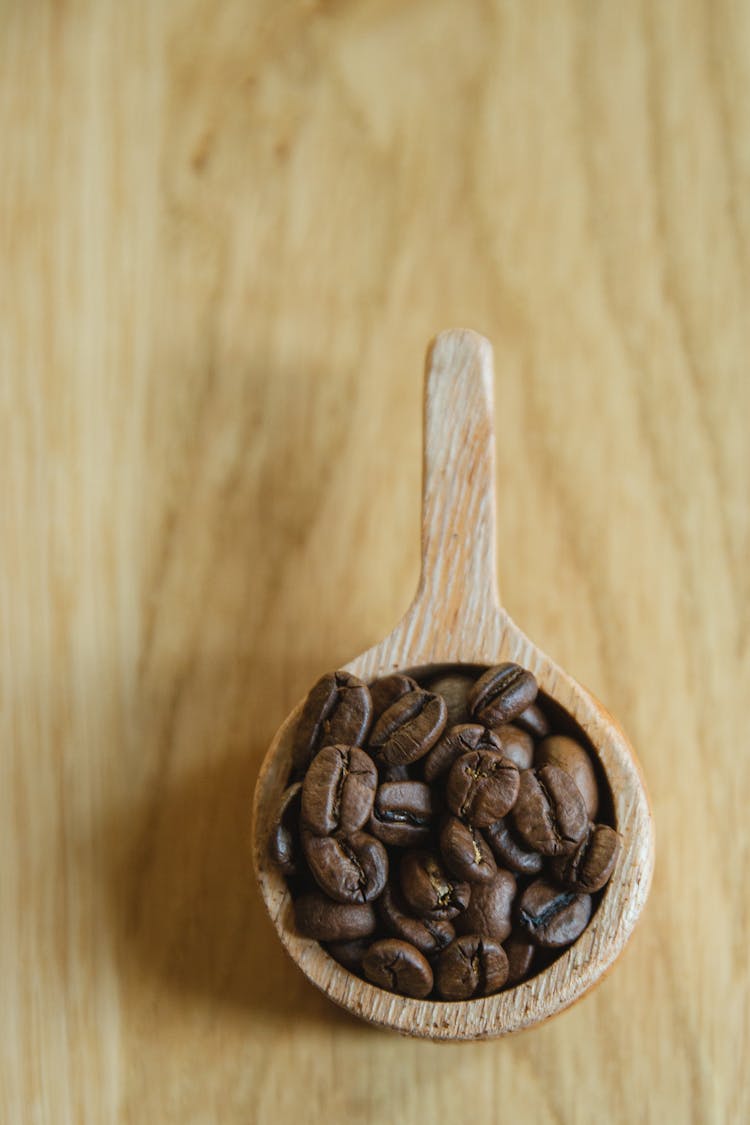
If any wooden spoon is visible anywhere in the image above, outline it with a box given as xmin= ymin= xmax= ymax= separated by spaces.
xmin=252 ymin=329 xmax=654 ymax=1040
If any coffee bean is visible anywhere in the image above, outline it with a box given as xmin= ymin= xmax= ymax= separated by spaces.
xmin=468 ymin=663 xmax=538 ymax=727
xmin=435 ymin=935 xmax=508 ymax=1000
xmin=377 ymin=882 xmax=455 ymax=955
xmin=268 ymin=782 xmax=303 ymax=875
xmin=369 ymin=780 xmax=434 ymax=847
xmin=517 ymin=879 xmax=592 ymax=948
xmin=363 ymin=939 xmax=434 ymax=999
xmin=550 ymin=823 xmax=620 ymax=893
xmin=423 ymin=724 xmax=503 ymax=783
xmin=503 ymin=933 xmax=535 ymax=984
xmin=303 ymin=829 xmax=388 ymax=904
xmin=455 ymin=868 xmax=516 ymax=943
xmin=400 ymin=850 xmax=471 ymax=920
xmin=293 ymin=671 xmax=372 ymax=772
xmin=439 ymin=816 xmax=497 ymax=884
xmin=326 ymin=937 xmax=372 ymax=973
xmin=369 ymin=673 xmax=419 ymax=718
xmin=535 ymin=735 xmax=599 ymax=819
xmin=427 ymin=672 xmax=474 ymax=726
xmin=380 ymin=764 xmax=412 ymax=782
xmin=295 ymin=892 xmax=376 ymax=942
xmin=369 ymin=690 xmax=448 ymax=766
xmin=511 ymin=764 xmax=588 ymax=856
xmin=515 ymin=703 xmax=550 ymax=739
xmin=446 ymin=749 xmax=520 ymax=827
xmin=301 ymin=745 xmax=377 ymax=836
xmin=492 ymin=724 xmax=535 ymax=770
xmin=484 ymin=817 xmax=544 ymax=875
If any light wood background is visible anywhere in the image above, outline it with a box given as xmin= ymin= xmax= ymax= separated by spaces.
xmin=1 ymin=1 xmax=748 ymax=1122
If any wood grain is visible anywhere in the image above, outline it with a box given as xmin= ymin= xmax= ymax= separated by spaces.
xmin=1 ymin=0 xmax=748 ymax=1120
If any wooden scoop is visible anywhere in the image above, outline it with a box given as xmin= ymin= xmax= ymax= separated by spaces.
xmin=252 ymin=329 xmax=654 ymax=1039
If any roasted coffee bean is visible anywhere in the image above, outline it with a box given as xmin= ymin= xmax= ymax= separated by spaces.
xmin=369 ymin=673 xmax=419 ymax=718
xmin=400 ymin=850 xmax=471 ymax=920
xmin=536 ymin=735 xmax=599 ymax=819
xmin=493 ymin=724 xmax=535 ymax=771
xmin=377 ymin=882 xmax=455 ymax=955
xmin=484 ymin=817 xmax=544 ymax=875
xmin=468 ymin=663 xmax=538 ymax=727
xmin=435 ymin=935 xmax=508 ymax=1000
xmin=439 ymin=816 xmax=497 ymax=884
xmin=550 ymin=823 xmax=620 ymax=893
xmin=301 ymin=745 xmax=377 ymax=836
xmin=455 ymin=868 xmax=516 ymax=943
xmin=293 ymin=671 xmax=372 ymax=771
xmin=303 ymin=829 xmax=388 ymax=904
xmin=295 ymin=892 xmax=376 ymax=942
xmin=515 ymin=703 xmax=550 ymax=739
xmin=427 ymin=672 xmax=474 ymax=726
xmin=503 ymin=933 xmax=535 ymax=984
xmin=268 ymin=782 xmax=303 ymax=875
xmin=369 ymin=690 xmax=448 ymax=766
xmin=423 ymin=724 xmax=503 ymax=783
xmin=380 ymin=764 xmax=412 ymax=782
xmin=511 ymin=764 xmax=588 ymax=856
xmin=446 ymin=749 xmax=520 ymax=827
xmin=363 ymin=938 xmax=434 ymax=999
xmin=517 ymin=879 xmax=592 ymax=948
xmin=326 ymin=937 xmax=372 ymax=973
xmin=369 ymin=780 xmax=434 ymax=847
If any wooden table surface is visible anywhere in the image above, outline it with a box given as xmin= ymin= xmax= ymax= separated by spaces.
xmin=2 ymin=2 xmax=748 ymax=1122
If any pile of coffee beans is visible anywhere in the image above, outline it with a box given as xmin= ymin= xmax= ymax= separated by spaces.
xmin=268 ymin=664 xmax=620 ymax=1001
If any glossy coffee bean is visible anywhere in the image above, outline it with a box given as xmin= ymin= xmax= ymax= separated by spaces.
xmin=439 ymin=816 xmax=497 ymax=884
xmin=363 ymin=938 xmax=434 ymax=999
xmin=492 ymin=724 xmax=535 ymax=771
xmin=535 ymin=735 xmax=599 ymax=819
xmin=503 ymin=933 xmax=535 ymax=984
xmin=484 ymin=817 xmax=544 ymax=875
xmin=369 ymin=780 xmax=434 ymax=847
xmin=326 ymin=937 xmax=372 ymax=973
xmin=302 ymin=829 xmax=388 ymax=904
xmin=515 ymin=702 xmax=550 ymax=739
xmin=301 ymin=745 xmax=377 ymax=836
xmin=400 ymin=850 xmax=471 ymax=920
xmin=517 ymin=879 xmax=592 ymax=948
xmin=295 ymin=892 xmax=376 ymax=942
xmin=446 ymin=749 xmax=520 ymax=827
xmin=369 ymin=690 xmax=448 ymax=766
xmin=426 ymin=672 xmax=474 ymax=726
xmin=550 ymin=823 xmax=620 ymax=893
xmin=377 ymin=882 xmax=455 ymax=955
xmin=369 ymin=673 xmax=419 ymax=718
xmin=511 ymin=764 xmax=588 ymax=856
xmin=435 ymin=935 xmax=508 ymax=1000
xmin=423 ymin=724 xmax=503 ymax=783
xmin=455 ymin=868 xmax=516 ymax=943
xmin=468 ymin=663 xmax=538 ymax=727
xmin=292 ymin=671 xmax=372 ymax=772
xmin=268 ymin=782 xmax=302 ymax=875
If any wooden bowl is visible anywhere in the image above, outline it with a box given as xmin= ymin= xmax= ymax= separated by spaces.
xmin=252 ymin=329 xmax=654 ymax=1039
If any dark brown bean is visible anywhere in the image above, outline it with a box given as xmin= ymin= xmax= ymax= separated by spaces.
xmin=369 ymin=690 xmax=448 ymax=766
xmin=377 ymin=882 xmax=455 ymax=955
xmin=455 ymin=868 xmax=516 ymax=943
xmin=423 ymin=724 xmax=503 ymax=783
xmin=301 ymin=745 xmax=377 ymax=836
xmin=435 ymin=935 xmax=508 ymax=1000
xmin=426 ymin=672 xmax=474 ymax=726
xmin=268 ymin=782 xmax=303 ymax=875
xmin=380 ymin=763 xmax=412 ymax=782
xmin=439 ymin=816 xmax=497 ymax=884
xmin=503 ymin=933 xmax=535 ymax=984
xmin=484 ymin=817 xmax=544 ymax=875
xmin=363 ymin=939 xmax=434 ymax=999
xmin=515 ymin=703 xmax=550 ymax=739
xmin=535 ymin=735 xmax=599 ymax=819
xmin=369 ymin=780 xmax=434 ymax=848
xmin=302 ymin=829 xmax=388 ymax=904
xmin=492 ymin=724 xmax=535 ymax=771
xmin=325 ymin=937 xmax=372 ymax=973
xmin=511 ymin=764 xmax=588 ymax=856
xmin=295 ymin=892 xmax=376 ymax=942
xmin=550 ymin=823 xmax=621 ymax=893
xmin=517 ymin=879 xmax=592 ymax=948
xmin=292 ymin=671 xmax=372 ymax=772
xmin=468 ymin=663 xmax=538 ymax=727
xmin=446 ymin=749 xmax=520 ymax=827
xmin=369 ymin=673 xmax=420 ymax=718
xmin=400 ymin=850 xmax=471 ymax=920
